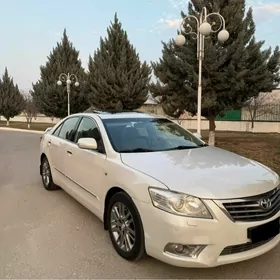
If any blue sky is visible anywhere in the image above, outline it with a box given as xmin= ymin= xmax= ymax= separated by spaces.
xmin=0 ymin=0 xmax=280 ymax=91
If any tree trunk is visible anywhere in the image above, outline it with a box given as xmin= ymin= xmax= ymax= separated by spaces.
xmin=27 ymin=118 xmax=31 ymax=129
xmin=6 ymin=119 xmax=9 ymax=126
xmin=208 ymin=114 xmax=216 ymax=146
xmin=251 ymin=119 xmax=254 ymax=129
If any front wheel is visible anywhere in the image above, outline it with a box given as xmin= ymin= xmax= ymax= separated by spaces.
xmin=107 ymin=192 xmax=146 ymax=261
xmin=41 ymin=157 xmax=60 ymax=191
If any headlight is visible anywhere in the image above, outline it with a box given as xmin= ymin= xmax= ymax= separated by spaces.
xmin=148 ymin=187 xmax=212 ymax=219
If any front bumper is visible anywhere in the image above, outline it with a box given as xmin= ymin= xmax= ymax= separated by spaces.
xmin=135 ymin=199 xmax=280 ymax=268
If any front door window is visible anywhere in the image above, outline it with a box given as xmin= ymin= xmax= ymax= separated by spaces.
xmin=75 ymin=117 xmax=105 ymax=154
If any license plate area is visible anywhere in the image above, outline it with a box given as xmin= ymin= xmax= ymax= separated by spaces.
xmin=248 ymin=218 xmax=280 ymax=244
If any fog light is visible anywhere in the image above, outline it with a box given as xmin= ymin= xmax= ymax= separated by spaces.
xmin=174 ymin=244 xmax=184 ymax=253
xmin=164 ymin=243 xmax=206 ymax=258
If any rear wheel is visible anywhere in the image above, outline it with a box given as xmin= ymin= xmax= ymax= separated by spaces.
xmin=107 ymin=192 xmax=146 ymax=261
xmin=41 ymin=157 xmax=60 ymax=191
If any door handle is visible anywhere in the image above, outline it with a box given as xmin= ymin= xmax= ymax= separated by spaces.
xmin=47 ymin=141 xmax=51 ymax=145
xmin=67 ymin=150 xmax=72 ymax=155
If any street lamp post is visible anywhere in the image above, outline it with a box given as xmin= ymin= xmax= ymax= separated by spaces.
xmin=175 ymin=7 xmax=229 ymax=135
xmin=57 ymin=73 xmax=79 ymax=116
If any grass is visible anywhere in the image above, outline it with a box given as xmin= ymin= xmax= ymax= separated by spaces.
xmin=1 ymin=120 xmax=279 ymax=175
xmin=0 ymin=120 xmax=54 ymax=131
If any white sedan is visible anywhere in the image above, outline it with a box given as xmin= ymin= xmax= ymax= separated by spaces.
xmin=39 ymin=110 xmax=280 ymax=268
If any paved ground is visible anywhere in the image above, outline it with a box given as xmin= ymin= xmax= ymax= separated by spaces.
xmin=0 ymin=129 xmax=280 ymax=279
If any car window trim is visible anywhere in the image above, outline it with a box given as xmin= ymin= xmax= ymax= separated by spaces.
xmin=51 ymin=116 xmax=82 ymax=143
xmin=101 ymin=117 xmax=204 ymax=153
xmin=52 ymin=123 xmax=63 ymax=136
xmin=73 ymin=116 xmax=106 ymax=155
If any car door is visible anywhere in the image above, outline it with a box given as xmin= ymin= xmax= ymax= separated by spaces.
xmin=63 ymin=116 xmax=107 ymax=215
xmin=47 ymin=116 xmax=80 ymax=179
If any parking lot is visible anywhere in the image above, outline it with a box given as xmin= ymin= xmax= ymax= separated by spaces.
xmin=0 ymin=129 xmax=279 ymax=279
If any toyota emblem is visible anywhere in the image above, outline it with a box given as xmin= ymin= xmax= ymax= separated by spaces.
xmin=259 ymin=198 xmax=272 ymax=210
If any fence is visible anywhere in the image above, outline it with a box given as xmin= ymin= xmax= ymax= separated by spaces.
xmin=140 ymin=104 xmax=280 ymax=122
xmin=207 ymin=105 xmax=280 ymax=122
xmin=215 ymin=109 xmax=242 ymax=121
xmin=241 ymin=104 xmax=280 ymax=122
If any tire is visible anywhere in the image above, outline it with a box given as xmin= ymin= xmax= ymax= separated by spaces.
xmin=41 ymin=157 xmax=60 ymax=191
xmin=107 ymin=191 xmax=146 ymax=261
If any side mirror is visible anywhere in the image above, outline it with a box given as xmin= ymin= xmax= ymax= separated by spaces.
xmin=193 ymin=132 xmax=202 ymax=139
xmin=77 ymin=138 xmax=98 ymax=150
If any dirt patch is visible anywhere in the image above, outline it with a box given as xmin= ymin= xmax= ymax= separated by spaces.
xmin=201 ymin=131 xmax=280 ymax=175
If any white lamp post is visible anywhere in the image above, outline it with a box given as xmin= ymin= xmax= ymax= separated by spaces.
xmin=175 ymin=7 xmax=229 ymax=135
xmin=57 ymin=73 xmax=79 ymax=116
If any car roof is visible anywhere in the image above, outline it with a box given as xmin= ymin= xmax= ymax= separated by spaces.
xmin=75 ymin=109 xmax=162 ymax=120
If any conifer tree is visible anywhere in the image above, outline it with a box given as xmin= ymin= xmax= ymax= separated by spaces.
xmin=31 ymin=29 xmax=89 ymax=118
xmin=0 ymin=68 xmax=25 ymax=126
xmin=88 ymin=13 xmax=151 ymax=110
xmin=151 ymin=0 xmax=280 ymax=145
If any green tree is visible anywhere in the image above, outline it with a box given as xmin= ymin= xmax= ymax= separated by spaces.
xmin=151 ymin=0 xmax=280 ymax=145
xmin=88 ymin=13 xmax=151 ymax=110
xmin=0 ymin=68 xmax=25 ymax=126
xmin=31 ymin=29 xmax=89 ymax=119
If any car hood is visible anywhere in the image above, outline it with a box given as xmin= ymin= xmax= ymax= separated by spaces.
xmin=120 ymin=146 xmax=279 ymax=199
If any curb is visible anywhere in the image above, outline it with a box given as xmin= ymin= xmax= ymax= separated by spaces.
xmin=0 ymin=127 xmax=44 ymax=134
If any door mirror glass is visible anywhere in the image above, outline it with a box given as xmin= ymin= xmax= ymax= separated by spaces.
xmin=77 ymin=138 xmax=98 ymax=150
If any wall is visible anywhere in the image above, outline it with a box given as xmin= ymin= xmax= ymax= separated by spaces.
xmin=0 ymin=114 xmax=60 ymax=124
xmin=179 ymin=119 xmax=280 ymax=133
xmin=139 ymin=105 xmax=280 ymax=133
xmin=1 ymin=113 xmax=279 ymax=133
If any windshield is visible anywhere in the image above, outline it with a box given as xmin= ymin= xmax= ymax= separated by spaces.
xmin=102 ymin=117 xmax=207 ymax=153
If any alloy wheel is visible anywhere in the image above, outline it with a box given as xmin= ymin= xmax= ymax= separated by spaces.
xmin=42 ymin=160 xmax=51 ymax=186
xmin=110 ymin=202 xmax=136 ymax=252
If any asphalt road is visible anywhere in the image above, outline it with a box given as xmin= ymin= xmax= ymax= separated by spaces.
xmin=0 ymin=129 xmax=279 ymax=279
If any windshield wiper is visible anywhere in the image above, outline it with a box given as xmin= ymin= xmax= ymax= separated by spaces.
xmin=198 ymin=143 xmax=208 ymax=147
xmin=167 ymin=143 xmax=208 ymax=150
xmin=166 ymin=145 xmax=200 ymax=150
xmin=119 ymin=148 xmax=155 ymax=153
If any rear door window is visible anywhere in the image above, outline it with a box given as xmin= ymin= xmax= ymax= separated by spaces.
xmin=58 ymin=117 xmax=80 ymax=142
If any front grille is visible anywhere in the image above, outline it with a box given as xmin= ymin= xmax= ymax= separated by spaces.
xmin=221 ymin=185 xmax=280 ymax=222
xmin=220 ymin=238 xmax=273 ymax=255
